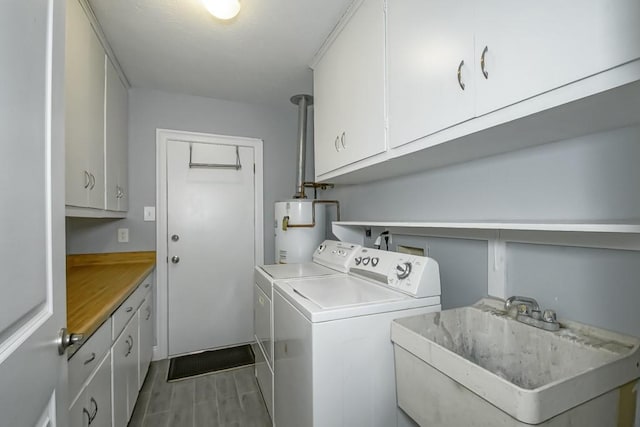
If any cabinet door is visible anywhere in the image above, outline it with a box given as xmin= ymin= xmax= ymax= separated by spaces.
xmin=112 ymin=316 xmax=139 ymax=427
xmin=105 ymin=58 xmax=129 ymax=212
xmin=475 ymin=0 xmax=640 ymax=115
xmin=387 ymin=0 xmax=475 ymax=148
xmin=138 ymin=295 xmax=153 ymax=389
xmin=313 ymin=0 xmax=386 ymax=176
xmin=65 ymin=0 xmax=105 ymax=209
xmin=83 ymin=353 xmax=112 ymax=427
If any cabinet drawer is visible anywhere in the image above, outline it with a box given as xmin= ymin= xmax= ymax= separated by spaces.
xmin=112 ymin=278 xmax=150 ymax=340
xmin=68 ymin=319 xmax=111 ymax=403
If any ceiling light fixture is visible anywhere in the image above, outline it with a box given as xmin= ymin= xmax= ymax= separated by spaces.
xmin=202 ymin=0 xmax=241 ymax=20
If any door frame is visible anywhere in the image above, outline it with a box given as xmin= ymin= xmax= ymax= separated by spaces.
xmin=155 ymin=128 xmax=264 ymax=360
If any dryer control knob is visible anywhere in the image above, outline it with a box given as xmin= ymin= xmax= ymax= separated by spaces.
xmin=354 ymin=257 xmax=362 ymax=265
xmin=396 ymin=262 xmax=412 ymax=279
xmin=371 ymin=257 xmax=379 ymax=267
xmin=362 ymin=257 xmax=371 ymax=266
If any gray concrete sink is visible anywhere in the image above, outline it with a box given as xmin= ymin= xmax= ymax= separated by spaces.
xmin=391 ymin=298 xmax=640 ymax=426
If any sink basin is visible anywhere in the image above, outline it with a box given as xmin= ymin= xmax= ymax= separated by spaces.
xmin=391 ymin=298 xmax=640 ymax=426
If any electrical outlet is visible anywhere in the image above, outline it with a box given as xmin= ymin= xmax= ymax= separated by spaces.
xmin=117 ymin=228 xmax=129 ymax=243
xmin=144 ymin=206 xmax=156 ymax=222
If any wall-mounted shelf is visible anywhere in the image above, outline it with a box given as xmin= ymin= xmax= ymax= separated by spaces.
xmin=334 ymin=220 xmax=640 ymax=300
xmin=333 ymin=220 xmax=640 ymax=251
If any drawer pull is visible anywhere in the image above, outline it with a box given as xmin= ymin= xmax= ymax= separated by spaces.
xmin=145 ymin=283 xmax=151 ymax=288
xmin=83 ymin=408 xmax=91 ymax=424
xmin=125 ymin=306 xmax=133 ymax=313
xmin=83 ymin=352 xmax=96 ymax=365
xmin=89 ymin=397 xmax=98 ymax=423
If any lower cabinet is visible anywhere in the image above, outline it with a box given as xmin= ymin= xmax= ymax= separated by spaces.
xmin=138 ymin=295 xmax=153 ymax=388
xmin=112 ymin=314 xmax=140 ymax=427
xmin=68 ymin=272 xmax=155 ymax=427
xmin=69 ymin=352 xmax=112 ymax=427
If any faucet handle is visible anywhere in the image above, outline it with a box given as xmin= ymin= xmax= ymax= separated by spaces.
xmin=543 ymin=309 xmax=557 ymax=323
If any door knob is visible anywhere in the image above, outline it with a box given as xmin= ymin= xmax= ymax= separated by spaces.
xmin=58 ymin=328 xmax=83 ymax=355
xmin=171 ymin=256 xmax=180 ymax=264
xmin=171 ymin=234 xmax=179 ymax=242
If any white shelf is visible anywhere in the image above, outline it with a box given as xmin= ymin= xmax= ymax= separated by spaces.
xmin=332 ymin=220 xmax=640 ymax=252
xmin=333 ymin=220 xmax=640 ymax=233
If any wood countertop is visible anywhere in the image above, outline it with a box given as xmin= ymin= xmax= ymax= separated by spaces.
xmin=66 ymin=251 xmax=156 ymax=342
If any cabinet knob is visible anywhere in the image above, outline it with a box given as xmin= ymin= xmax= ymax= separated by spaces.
xmin=171 ymin=256 xmax=180 ymax=264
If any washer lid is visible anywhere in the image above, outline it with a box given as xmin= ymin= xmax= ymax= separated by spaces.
xmin=291 ymin=276 xmax=405 ymax=309
xmin=259 ymin=262 xmax=337 ymax=279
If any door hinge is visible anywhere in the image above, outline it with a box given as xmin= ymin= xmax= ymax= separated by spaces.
xmin=166 ymin=256 xmax=169 ymax=263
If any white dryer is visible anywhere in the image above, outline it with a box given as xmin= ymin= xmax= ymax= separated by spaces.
xmin=273 ymin=247 xmax=441 ymax=427
xmin=254 ymin=240 xmax=361 ymax=420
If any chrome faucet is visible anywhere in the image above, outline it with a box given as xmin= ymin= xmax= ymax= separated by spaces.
xmin=504 ymin=296 xmax=540 ymax=314
xmin=504 ymin=295 xmax=559 ymax=332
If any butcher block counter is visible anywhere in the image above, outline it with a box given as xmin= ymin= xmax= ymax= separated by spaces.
xmin=66 ymin=251 xmax=156 ymax=348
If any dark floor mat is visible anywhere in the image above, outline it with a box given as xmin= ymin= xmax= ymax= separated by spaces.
xmin=167 ymin=344 xmax=255 ymax=381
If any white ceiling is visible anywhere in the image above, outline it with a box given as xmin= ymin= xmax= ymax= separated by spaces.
xmin=88 ymin=0 xmax=352 ymax=107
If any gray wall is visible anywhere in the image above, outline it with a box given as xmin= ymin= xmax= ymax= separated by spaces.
xmin=326 ymin=124 xmax=640 ymax=337
xmin=67 ymin=88 xmax=313 ymax=263
xmin=328 ymin=125 xmax=640 ymax=222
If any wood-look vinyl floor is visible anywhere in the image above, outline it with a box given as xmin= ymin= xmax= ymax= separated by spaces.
xmin=128 ymin=360 xmax=271 ymax=427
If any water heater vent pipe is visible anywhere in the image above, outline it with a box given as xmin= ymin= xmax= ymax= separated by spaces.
xmin=290 ymin=94 xmax=313 ymax=199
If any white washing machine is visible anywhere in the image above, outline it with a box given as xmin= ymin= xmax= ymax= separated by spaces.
xmin=273 ymin=247 xmax=442 ymax=427
xmin=254 ymin=240 xmax=361 ymax=420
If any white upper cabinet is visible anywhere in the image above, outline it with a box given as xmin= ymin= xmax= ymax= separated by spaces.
xmin=317 ymin=0 xmax=640 ymax=183
xmin=387 ymin=0 xmax=476 ymax=148
xmin=105 ymin=59 xmax=129 ymax=212
xmin=475 ymin=0 xmax=640 ymax=115
xmin=65 ymin=0 xmax=128 ymax=216
xmin=313 ymin=0 xmax=386 ymax=177
xmin=65 ymin=0 xmax=105 ymax=209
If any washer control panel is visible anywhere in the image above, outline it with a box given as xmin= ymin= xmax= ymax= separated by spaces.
xmin=313 ymin=240 xmax=362 ymax=272
xmin=348 ymin=247 xmax=441 ymax=298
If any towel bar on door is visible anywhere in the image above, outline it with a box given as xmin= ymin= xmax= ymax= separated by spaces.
xmin=188 ymin=143 xmax=242 ymax=170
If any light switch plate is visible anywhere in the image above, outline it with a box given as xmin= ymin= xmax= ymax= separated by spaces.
xmin=117 ymin=228 xmax=129 ymax=243
xmin=144 ymin=206 xmax=156 ymax=222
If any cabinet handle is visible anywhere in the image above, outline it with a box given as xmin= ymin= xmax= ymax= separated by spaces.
xmin=480 ymin=45 xmax=489 ymax=79
xmin=89 ymin=173 xmax=96 ymax=190
xmin=340 ymin=132 xmax=346 ymax=149
xmin=89 ymin=397 xmax=98 ymax=423
xmin=144 ymin=283 xmax=151 ymax=288
xmin=145 ymin=306 xmax=152 ymax=320
xmin=125 ymin=306 xmax=133 ymax=313
xmin=83 ymin=408 xmax=91 ymax=425
xmin=457 ymin=60 xmax=466 ymax=90
xmin=125 ymin=334 xmax=133 ymax=356
xmin=83 ymin=352 xmax=96 ymax=365
xmin=334 ymin=136 xmax=340 ymax=152
xmin=84 ymin=171 xmax=91 ymax=189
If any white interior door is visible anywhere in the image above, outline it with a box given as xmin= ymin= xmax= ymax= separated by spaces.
xmin=167 ymin=139 xmax=257 ymax=356
xmin=0 ymin=0 xmax=68 ymax=425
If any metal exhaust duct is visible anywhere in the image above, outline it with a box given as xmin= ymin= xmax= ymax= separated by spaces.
xmin=290 ymin=94 xmax=313 ymax=199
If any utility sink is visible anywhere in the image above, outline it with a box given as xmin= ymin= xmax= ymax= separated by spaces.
xmin=391 ymin=298 xmax=640 ymax=426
